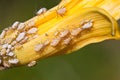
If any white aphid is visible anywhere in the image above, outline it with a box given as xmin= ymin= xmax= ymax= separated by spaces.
xmin=0 ymin=30 xmax=6 ymax=39
xmin=6 ymin=52 xmax=14 ymax=57
xmin=59 ymin=30 xmax=69 ymax=38
xmin=17 ymin=23 xmax=25 ymax=30
xmin=27 ymin=20 xmax=35 ymax=27
xmin=36 ymin=8 xmax=47 ymax=15
xmin=6 ymin=49 xmax=10 ymax=53
xmin=27 ymin=61 xmax=37 ymax=67
xmin=11 ymin=21 xmax=20 ymax=29
xmin=50 ymin=37 xmax=61 ymax=47
xmin=8 ymin=45 xmax=12 ymax=49
xmin=82 ymin=22 xmax=93 ymax=29
xmin=2 ymin=44 xmax=8 ymax=49
xmin=71 ymin=28 xmax=82 ymax=36
xmin=27 ymin=28 xmax=38 ymax=34
xmin=34 ymin=44 xmax=44 ymax=52
xmin=16 ymin=32 xmax=26 ymax=42
xmin=63 ymin=37 xmax=71 ymax=45
xmin=57 ymin=7 xmax=66 ymax=16
xmin=8 ymin=59 xmax=19 ymax=64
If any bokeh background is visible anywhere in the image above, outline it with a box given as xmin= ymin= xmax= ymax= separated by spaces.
xmin=0 ymin=0 xmax=120 ymax=80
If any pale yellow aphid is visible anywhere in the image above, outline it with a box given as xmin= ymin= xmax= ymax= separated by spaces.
xmin=0 ymin=30 xmax=6 ymax=39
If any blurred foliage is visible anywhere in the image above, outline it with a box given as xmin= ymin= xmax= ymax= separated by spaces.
xmin=0 ymin=0 xmax=120 ymax=80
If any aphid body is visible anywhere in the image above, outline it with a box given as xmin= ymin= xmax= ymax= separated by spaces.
xmin=50 ymin=37 xmax=61 ymax=47
xmin=57 ymin=7 xmax=66 ymax=16
xmin=36 ymin=8 xmax=47 ymax=15
xmin=59 ymin=30 xmax=69 ymax=38
xmin=27 ymin=61 xmax=37 ymax=67
xmin=71 ymin=28 xmax=82 ymax=36
xmin=34 ymin=44 xmax=44 ymax=52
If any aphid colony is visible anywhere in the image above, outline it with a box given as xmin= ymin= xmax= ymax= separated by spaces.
xmin=0 ymin=6 xmax=93 ymax=70
xmin=0 ymin=19 xmax=38 ymax=70
xmin=34 ymin=19 xmax=93 ymax=53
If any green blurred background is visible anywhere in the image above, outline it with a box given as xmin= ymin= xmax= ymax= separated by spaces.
xmin=0 ymin=0 xmax=120 ymax=80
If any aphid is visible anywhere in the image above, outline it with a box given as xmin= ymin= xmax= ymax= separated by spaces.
xmin=11 ymin=47 xmax=15 ymax=50
xmin=59 ymin=30 xmax=69 ymax=38
xmin=20 ymin=37 xmax=28 ymax=44
xmin=6 ymin=52 xmax=14 ymax=57
xmin=1 ymin=48 xmax=6 ymax=55
xmin=4 ymin=38 xmax=13 ymax=44
xmin=50 ymin=37 xmax=61 ymax=47
xmin=11 ymin=41 xmax=17 ymax=46
xmin=56 ymin=6 xmax=67 ymax=16
xmin=3 ymin=61 xmax=11 ymax=68
xmin=63 ymin=37 xmax=72 ymax=45
xmin=8 ymin=44 xmax=12 ymax=49
xmin=2 ymin=44 xmax=8 ymax=49
xmin=11 ymin=21 xmax=20 ymax=29
xmin=27 ymin=20 xmax=35 ymax=28
xmin=82 ymin=21 xmax=93 ymax=29
xmin=27 ymin=61 xmax=37 ymax=67
xmin=71 ymin=28 xmax=82 ymax=36
xmin=0 ymin=39 xmax=5 ymax=45
xmin=27 ymin=28 xmax=38 ymax=34
xmin=44 ymin=40 xmax=50 ymax=46
xmin=0 ymin=30 xmax=6 ymax=39
xmin=36 ymin=8 xmax=47 ymax=15
xmin=6 ymin=49 xmax=10 ymax=53
xmin=8 ymin=59 xmax=19 ymax=64
xmin=17 ymin=23 xmax=25 ymax=30
xmin=34 ymin=44 xmax=44 ymax=52
xmin=4 ymin=28 xmax=9 ymax=31
xmin=14 ymin=44 xmax=23 ymax=50
xmin=16 ymin=32 xmax=26 ymax=42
